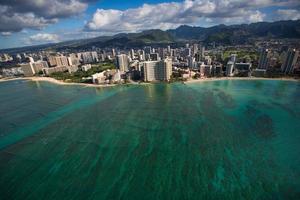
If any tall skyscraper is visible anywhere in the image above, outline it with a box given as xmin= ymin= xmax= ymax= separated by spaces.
xmin=130 ymin=49 xmax=135 ymax=60
xmin=200 ymin=45 xmax=205 ymax=58
xmin=144 ymin=46 xmax=152 ymax=54
xmin=60 ymin=56 xmax=69 ymax=66
xmin=258 ymin=49 xmax=270 ymax=69
xmin=184 ymin=48 xmax=191 ymax=57
xmin=281 ymin=49 xmax=299 ymax=74
xmin=226 ymin=61 xmax=234 ymax=77
xmin=167 ymin=46 xmax=171 ymax=54
xmin=142 ymin=59 xmax=172 ymax=82
xmin=188 ymin=56 xmax=195 ymax=69
xmin=111 ymin=49 xmax=116 ymax=58
xmin=48 ymin=56 xmax=57 ymax=67
xmin=193 ymin=44 xmax=198 ymax=55
xmin=116 ymin=54 xmax=129 ymax=72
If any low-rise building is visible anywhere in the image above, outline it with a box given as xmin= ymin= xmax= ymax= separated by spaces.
xmin=67 ymin=65 xmax=79 ymax=73
xmin=81 ymin=64 xmax=92 ymax=72
xmin=43 ymin=66 xmax=68 ymax=75
xmin=234 ymin=63 xmax=252 ymax=77
xmin=92 ymin=72 xmax=107 ymax=84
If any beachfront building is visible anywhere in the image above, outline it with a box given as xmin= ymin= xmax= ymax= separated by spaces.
xmin=68 ymin=54 xmax=80 ymax=66
xmin=281 ymin=49 xmax=299 ymax=74
xmin=226 ymin=61 xmax=235 ymax=77
xmin=20 ymin=63 xmax=35 ymax=76
xmin=116 ymin=54 xmax=129 ymax=72
xmin=142 ymin=59 xmax=172 ymax=82
xmin=43 ymin=66 xmax=68 ymax=76
xmin=235 ymin=63 xmax=252 ymax=77
xmin=258 ymin=49 xmax=270 ymax=70
xmin=47 ymin=56 xmax=69 ymax=67
xmin=32 ymin=61 xmax=49 ymax=73
xmin=92 ymin=72 xmax=107 ymax=84
xmin=204 ymin=65 xmax=212 ymax=77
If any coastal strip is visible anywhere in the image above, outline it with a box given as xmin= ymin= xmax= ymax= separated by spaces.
xmin=0 ymin=77 xmax=116 ymax=88
xmin=1 ymin=77 xmax=299 ymax=88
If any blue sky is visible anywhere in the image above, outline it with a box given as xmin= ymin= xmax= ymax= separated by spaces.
xmin=0 ymin=0 xmax=299 ymax=49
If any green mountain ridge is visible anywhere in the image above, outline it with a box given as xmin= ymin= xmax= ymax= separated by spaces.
xmin=1 ymin=20 xmax=300 ymax=53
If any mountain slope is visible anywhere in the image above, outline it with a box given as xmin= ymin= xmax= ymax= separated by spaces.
xmin=167 ymin=20 xmax=300 ymax=44
xmin=1 ymin=20 xmax=300 ymax=53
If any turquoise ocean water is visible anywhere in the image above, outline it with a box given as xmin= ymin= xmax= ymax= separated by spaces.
xmin=0 ymin=79 xmax=300 ymax=199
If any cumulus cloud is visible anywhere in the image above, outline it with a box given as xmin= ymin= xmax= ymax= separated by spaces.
xmin=0 ymin=0 xmax=91 ymax=33
xmin=27 ymin=33 xmax=60 ymax=44
xmin=0 ymin=6 xmax=57 ymax=33
xmin=276 ymin=9 xmax=300 ymax=20
xmin=85 ymin=0 xmax=299 ymax=34
xmin=1 ymin=32 xmax=12 ymax=36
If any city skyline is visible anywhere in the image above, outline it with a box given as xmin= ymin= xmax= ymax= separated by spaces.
xmin=1 ymin=0 xmax=300 ymax=49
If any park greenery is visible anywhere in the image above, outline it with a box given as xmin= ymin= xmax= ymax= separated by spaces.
xmin=222 ymin=50 xmax=258 ymax=63
xmin=49 ymin=62 xmax=115 ymax=83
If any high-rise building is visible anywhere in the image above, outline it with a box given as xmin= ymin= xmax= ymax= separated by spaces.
xmin=258 ymin=49 xmax=270 ymax=70
xmin=200 ymin=46 xmax=205 ymax=58
xmin=130 ymin=49 xmax=135 ymax=60
xmin=142 ymin=59 xmax=172 ymax=82
xmin=48 ymin=56 xmax=57 ymax=67
xmin=138 ymin=50 xmax=145 ymax=61
xmin=145 ymin=46 xmax=152 ymax=54
xmin=167 ymin=46 xmax=171 ymax=54
xmin=184 ymin=48 xmax=191 ymax=57
xmin=230 ymin=54 xmax=237 ymax=63
xmin=60 ymin=56 xmax=69 ymax=66
xmin=68 ymin=54 xmax=80 ymax=66
xmin=150 ymin=53 xmax=160 ymax=61
xmin=116 ymin=54 xmax=129 ymax=72
xmin=91 ymin=51 xmax=99 ymax=62
xmin=195 ymin=52 xmax=202 ymax=62
xmin=20 ymin=63 xmax=35 ymax=76
xmin=81 ymin=52 xmax=98 ymax=64
xmin=32 ymin=61 xmax=49 ymax=73
xmin=226 ymin=61 xmax=234 ymax=77
xmin=188 ymin=56 xmax=195 ymax=69
xmin=193 ymin=44 xmax=198 ymax=55
xmin=47 ymin=56 xmax=69 ymax=67
xmin=112 ymin=49 xmax=116 ymax=58
xmin=281 ymin=49 xmax=299 ymax=74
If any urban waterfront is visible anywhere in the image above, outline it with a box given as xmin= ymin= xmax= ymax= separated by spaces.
xmin=0 ymin=79 xmax=300 ymax=199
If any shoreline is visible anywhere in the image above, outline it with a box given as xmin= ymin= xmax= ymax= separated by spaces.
xmin=0 ymin=77 xmax=117 ymax=88
xmin=0 ymin=76 xmax=299 ymax=87
xmin=184 ymin=77 xmax=300 ymax=84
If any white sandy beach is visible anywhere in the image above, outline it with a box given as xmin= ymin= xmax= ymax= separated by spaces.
xmin=0 ymin=77 xmax=116 ymax=88
xmin=0 ymin=76 xmax=299 ymax=87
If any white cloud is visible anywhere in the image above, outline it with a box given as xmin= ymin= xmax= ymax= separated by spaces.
xmin=249 ymin=10 xmax=266 ymax=22
xmin=0 ymin=0 xmax=90 ymax=33
xmin=85 ymin=0 xmax=300 ymax=35
xmin=28 ymin=33 xmax=60 ymax=44
xmin=85 ymin=0 xmax=276 ymax=34
xmin=1 ymin=31 xmax=11 ymax=36
xmin=276 ymin=9 xmax=300 ymax=20
xmin=0 ymin=6 xmax=57 ymax=33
